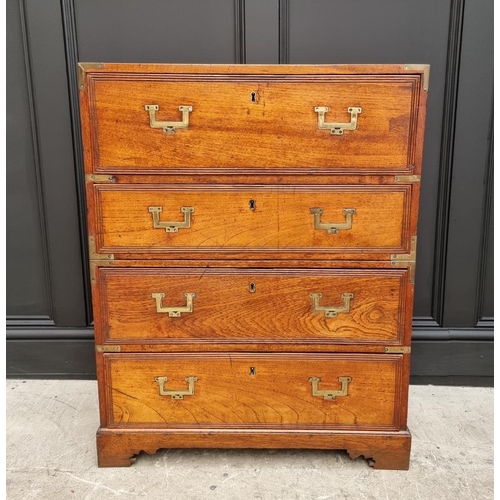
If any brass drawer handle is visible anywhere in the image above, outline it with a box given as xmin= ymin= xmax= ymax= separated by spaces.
xmin=148 ymin=206 xmax=194 ymax=233
xmin=145 ymin=104 xmax=192 ymax=134
xmin=155 ymin=376 xmax=198 ymax=399
xmin=310 ymin=292 xmax=354 ymax=318
xmin=315 ymin=106 xmax=362 ymax=135
xmin=152 ymin=292 xmax=196 ymax=317
xmin=310 ymin=208 xmax=355 ymax=234
xmin=308 ymin=376 xmax=351 ymax=400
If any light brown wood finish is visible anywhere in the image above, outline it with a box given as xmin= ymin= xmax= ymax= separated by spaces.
xmin=96 ymin=428 xmax=411 ymax=469
xmin=88 ymin=76 xmax=419 ymax=172
xmin=104 ymin=353 xmax=403 ymax=430
xmin=93 ymin=184 xmax=411 ymax=257
xmin=81 ymin=63 xmax=426 ymax=77
xmin=80 ymin=64 xmax=428 ymax=470
xmin=87 ymin=173 xmax=421 ymax=185
xmin=96 ymin=258 xmax=410 ymax=269
xmin=91 ymin=259 xmax=415 ymax=352
xmin=79 ymin=64 xmax=429 ymax=178
xmin=97 ymin=268 xmax=407 ymax=344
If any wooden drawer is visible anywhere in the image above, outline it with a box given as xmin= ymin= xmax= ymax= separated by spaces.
xmin=79 ymin=64 xmax=427 ymax=470
xmin=103 ymin=353 xmax=406 ymax=430
xmin=91 ymin=184 xmax=412 ymax=258
xmin=95 ymin=267 xmax=409 ymax=346
xmin=83 ymin=73 xmax=422 ymax=174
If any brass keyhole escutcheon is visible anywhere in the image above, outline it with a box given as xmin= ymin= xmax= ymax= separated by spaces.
xmin=249 ymin=282 xmax=256 ymax=293
xmin=249 ymin=199 xmax=256 ymax=211
xmin=249 ymin=366 xmax=256 ymax=376
xmin=250 ymin=91 xmax=258 ymax=103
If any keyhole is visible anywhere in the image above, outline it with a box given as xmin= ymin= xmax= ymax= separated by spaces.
xmin=249 ymin=282 xmax=256 ymax=293
xmin=250 ymin=91 xmax=257 ymax=103
xmin=249 ymin=199 xmax=256 ymax=211
xmin=249 ymin=366 xmax=256 ymax=376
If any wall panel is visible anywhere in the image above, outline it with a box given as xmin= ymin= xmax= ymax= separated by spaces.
xmin=6 ymin=0 xmax=51 ymax=319
xmin=19 ymin=0 xmax=88 ymax=327
xmin=75 ymin=0 xmax=245 ymax=63
xmin=443 ymin=0 xmax=494 ymax=327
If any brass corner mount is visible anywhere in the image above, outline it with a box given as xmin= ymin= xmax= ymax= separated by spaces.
xmin=78 ymin=63 xmax=104 ymax=90
xmin=88 ymin=236 xmax=114 ymax=282
xmin=391 ymin=236 xmax=417 ymax=284
xmin=404 ymin=64 xmax=430 ymax=91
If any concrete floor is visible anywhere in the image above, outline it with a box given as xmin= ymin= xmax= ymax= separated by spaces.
xmin=6 ymin=380 xmax=493 ymax=500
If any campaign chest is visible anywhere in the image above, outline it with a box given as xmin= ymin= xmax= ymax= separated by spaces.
xmin=79 ymin=63 xmax=428 ymax=469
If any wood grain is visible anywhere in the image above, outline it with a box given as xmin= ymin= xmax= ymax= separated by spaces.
xmin=103 ymin=353 xmax=402 ymax=430
xmin=80 ymin=63 xmax=428 ymax=76
xmin=96 ymin=427 xmax=411 ymax=469
xmin=97 ymin=268 xmax=407 ymax=344
xmin=88 ymin=76 xmax=418 ymax=173
xmin=79 ymin=64 xmax=428 ymax=470
xmin=94 ymin=184 xmax=411 ymax=256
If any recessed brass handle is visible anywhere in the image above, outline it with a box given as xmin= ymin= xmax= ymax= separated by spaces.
xmin=145 ymin=104 xmax=192 ymax=134
xmin=155 ymin=376 xmax=198 ymax=399
xmin=315 ymin=106 xmax=362 ymax=135
xmin=152 ymin=292 xmax=196 ymax=317
xmin=308 ymin=376 xmax=351 ymax=400
xmin=310 ymin=208 xmax=355 ymax=234
xmin=310 ymin=292 xmax=354 ymax=318
xmin=148 ymin=206 xmax=194 ymax=233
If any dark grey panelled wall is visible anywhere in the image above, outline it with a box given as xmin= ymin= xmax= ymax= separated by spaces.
xmin=7 ymin=0 xmax=50 ymax=319
xmin=7 ymin=0 xmax=87 ymax=329
xmin=443 ymin=0 xmax=494 ymax=328
xmin=6 ymin=0 xmax=493 ymax=380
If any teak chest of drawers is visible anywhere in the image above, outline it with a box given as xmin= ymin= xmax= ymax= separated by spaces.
xmin=79 ymin=63 xmax=429 ymax=470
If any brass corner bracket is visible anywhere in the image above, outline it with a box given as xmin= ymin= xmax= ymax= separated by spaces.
xmin=89 ymin=236 xmax=114 ymax=282
xmin=404 ymin=64 xmax=430 ymax=91
xmin=85 ymin=174 xmax=116 ymax=183
xmin=78 ymin=63 xmax=104 ymax=90
xmin=394 ymin=175 xmax=421 ymax=183
xmin=96 ymin=345 xmax=121 ymax=353
xmin=385 ymin=346 xmax=411 ymax=354
xmin=89 ymin=236 xmax=114 ymax=260
xmin=391 ymin=236 xmax=417 ymax=284
xmin=392 ymin=236 xmax=417 ymax=262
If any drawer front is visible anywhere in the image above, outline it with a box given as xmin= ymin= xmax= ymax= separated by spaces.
xmin=92 ymin=184 xmax=412 ymax=257
xmin=96 ymin=268 xmax=409 ymax=345
xmin=104 ymin=353 xmax=405 ymax=430
xmin=86 ymin=75 xmax=421 ymax=173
